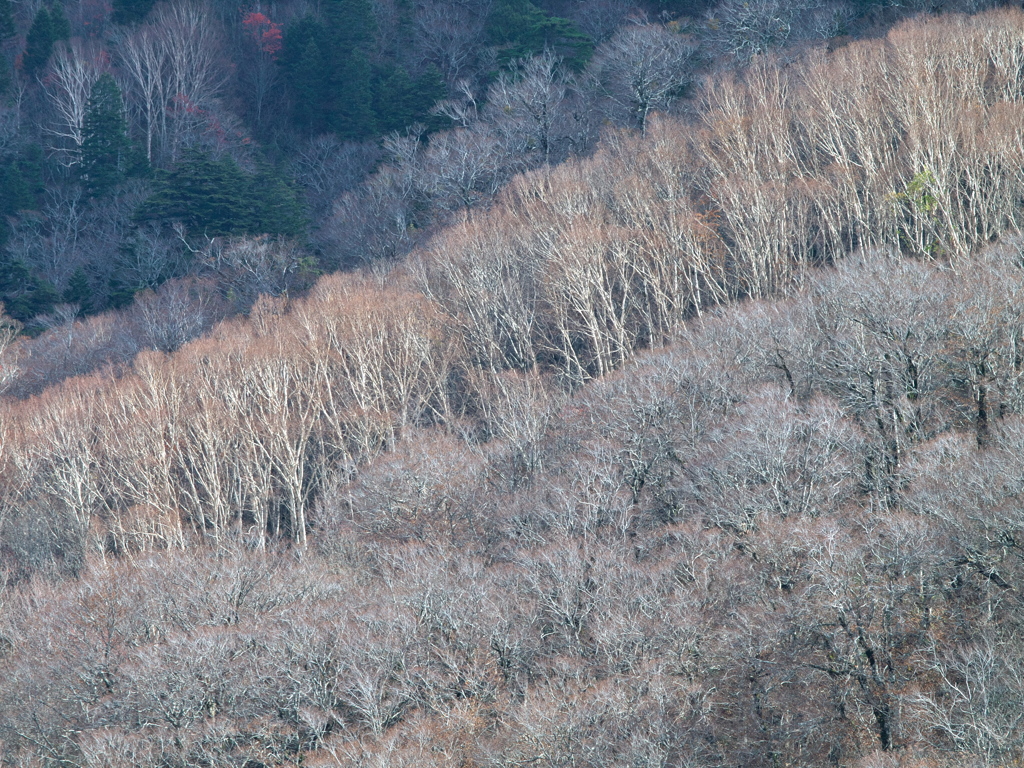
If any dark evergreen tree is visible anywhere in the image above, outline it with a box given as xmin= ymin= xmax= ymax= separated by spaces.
xmin=325 ymin=0 xmax=376 ymax=139
xmin=81 ymin=75 xmax=131 ymax=195
xmin=106 ymin=273 xmax=138 ymax=309
xmin=283 ymin=0 xmax=381 ymax=140
xmin=62 ymin=268 xmax=92 ymax=312
xmin=372 ymin=63 xmax=446 ymax=135
xmin=4 ymin=145 xmax=44 ymax=211
xmin=137 ymin=150 xmax=252 ymax=236
xmin=111 ymin=0 xmax=155 ymax=25
xmin=249 ymin=165 xmax=306 ymax=237
xmin=486 ymin=0 xmax=592 ymax=70
xmin=21 ymin=7 xmax=54 ymax=76
xmin=284 ymin=0 xmax=442 ymax=139
xmin=331 ymin=49 xmax=376 ymax=139
xmin=372 ymin=64 xmax=416 ymax=135
xmin=321 ymin=0 xmax=375 ymax=51
xmin=414 ymin=65 xmax=447 ymax=120
xmin=0 ymin=143 xmax=54 ymax=321
xmin=138 ymin=150 xmax=308 ymax=237
xmin=0 ymin=144 xmax=45 ymax=247
xmin=284 ymin=24 xmax=328 ymax=133
xmin=49 ymin=4 xmax=70 ymax=40
xmin=0 ymin=253 xmax=58 ymax=321
xmin=21 ymin=5 xmax=70 ymax=76
xmin=0 ymin=0 xmax=15 ymax=40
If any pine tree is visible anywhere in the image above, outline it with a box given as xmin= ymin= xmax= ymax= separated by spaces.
xmin=22 ymin=8 xmax=54 ymax=76
xmin=0 ymin=143 xmax=53 ymax=319
xmin=138 ymin=150 xmax=252 ymax=236
xmin=49 ymin=4 xmax=70 ymax=40
xmin=286 ymin=30 xmax=327 ymax=132
xmin=321 ymin=0 xmax=375 ymax=50
xmin=283 ymin=0 xmax=380 ymax=139
xmin=372 ymin=63 xmax=446 ymax=134
xmin=249 ymin=165 xmax=306 ymax=237
xmin=323 ymin=0 xmax=376 ymax=139
xmin=106 ymin=273 xmax=137 ymax=309
xmin=21 ymin=5 xmax=69 ymax=76
xmin=0 ymin=144 xmax=45 ymax=246
xmin=331 ymin=49 xmax=375 ymax=139
xmin=81 ymin=75 xmax=131 ymax=195
xmin=111 ymin=0 xmax=155 ymax=25
xmin=0 ymin=253 xmax=58 ymax=321
xmin=486 ymin=0 xmax=592 ymax=70
xmin=138 ymin=150 xmax=306 ymax=237
xmin=0 ymin=0 xmax=15 ymax=40
xmin=62 ymin=268 xmax=92 ymax=312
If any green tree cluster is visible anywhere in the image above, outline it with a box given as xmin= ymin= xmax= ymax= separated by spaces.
xmin=486 ymin=0 xmax=592 ymax=70
xmin=111 ymin=0 xmax=156 ymax=25
xmin=80 ymin=75 xmax=146 ymax=196
xmin=21 ymin=4 xmax=70 ymax=76
xmin=282 ymin=0 xmax=444 ymax=139
xmin=0 ymin=145 xmax=55 ymax=321
xmin=62 ymin=268 xmax=91 ymax=311
xmin=137 ymin=150 xmax=305 ymax=237
xmin=0 ymin=254 xmax=58 ymax=322
xmin=0 ymin=144 xmax=43 ymax=246
xmin=0 ymin=0 xmax=14 ymax=40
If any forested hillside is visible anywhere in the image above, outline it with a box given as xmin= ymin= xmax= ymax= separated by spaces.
xmin=0 ymin=0 xmax=977 ymax=393
xmin=5 ymin=0 xmax=1024 ymax=766
xmin=0 ymin=0 xmax=704 ymax=333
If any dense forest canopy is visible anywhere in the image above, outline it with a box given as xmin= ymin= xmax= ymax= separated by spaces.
xmin=5 ymin=0 xmax=1024 ymax=767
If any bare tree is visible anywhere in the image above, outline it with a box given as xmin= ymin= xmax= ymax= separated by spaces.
xmin=44 ymin=40 xmax=105 ymax=167
xmin=118 ymin=22 xmax=169 ymax=164
xmin=705 ymin=0 xmax=798 ymax=61
xmin=418 ymin=210 xmax=540 ymax=372
xmin=414 ymin=0 xmax=487 ymax=84
xmin=419 ymin=127 xmax=509 ymax=216
xmin=0 ymin=305 xmax=22 ymax=396
xmin=589 ymin=24 xmax=697 ymax=133
xmin=291 ymin=136 xmax=380 ymax=218
xmin=161 ymin=3 xmax=226 ymax=137
xmin=569 ymin=0 xmax=640 ymax=43
xmin=120 ymin=2 xmax=226 ymax=163
xmin=128 ymin=277 xmax=221 ymax=353
xmin=485 ymin=50 xmax=584 ymax=164
xmin=908 ymin=635 xmax=1024 ymax=763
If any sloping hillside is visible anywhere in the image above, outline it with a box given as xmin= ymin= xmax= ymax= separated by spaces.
xmin=4 ymin=8 xmax=1024 ymax=768
xmin=6 ymin=247 xmax=1024 ymax=766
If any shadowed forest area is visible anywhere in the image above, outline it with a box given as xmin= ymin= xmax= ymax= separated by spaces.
xmin=5 ymin=1 xmax=1024 ymax=767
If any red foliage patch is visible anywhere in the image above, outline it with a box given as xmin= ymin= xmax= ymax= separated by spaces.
xmin=242 ymin=11 xmax=282 ymax=58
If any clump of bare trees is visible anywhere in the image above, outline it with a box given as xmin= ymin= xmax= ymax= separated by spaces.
xmin=7 ymin=246 xmax=1024 ymax=766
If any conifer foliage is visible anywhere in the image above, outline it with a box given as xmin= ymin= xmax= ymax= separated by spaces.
xmin=80 ymin=74 xmax=133 ymax=195
xmin=111 ymin=0 xmax=155 ymax=25
xmin=281 ymin=0 xmax=445 ymax=139
xmin=0 ymin=0 xmax=14 ymax=40
xmin=487 ymin=0 xmax=593 ymax=69
xmin=138 ymin=150 xmax=304 ymax=237
xmin=282 ymin=0 xmax=378 ymax=138
xmin=20 ymin=4 xmax=70 ymax=76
